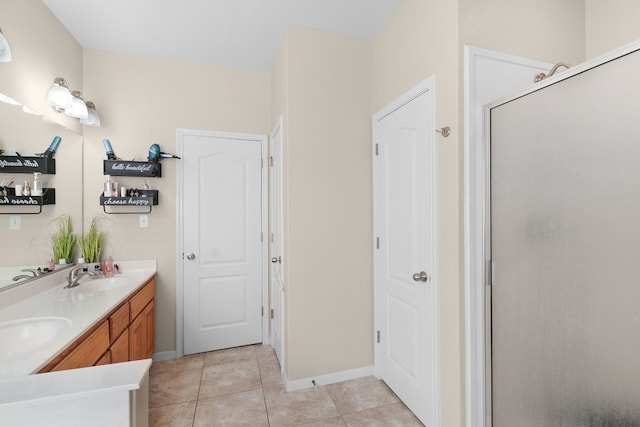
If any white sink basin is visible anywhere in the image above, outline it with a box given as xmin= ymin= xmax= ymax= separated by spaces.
xmin=72 ymin=276 xmax=129 ymax=294
xmin=0 ymin=317 xmax=72 ymax=360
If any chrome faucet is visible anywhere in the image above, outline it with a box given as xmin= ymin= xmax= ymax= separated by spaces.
xmin=65 ymin=266 xmax=100 ymax=288
xmin=22 ymin=268 xmax=44 ymax=277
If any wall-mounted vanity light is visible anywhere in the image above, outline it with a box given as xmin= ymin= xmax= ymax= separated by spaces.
xmin=80 ymin=101 xmax=101 ymax=127
xmin=46 ymin=77 xmax=73 ymax=111
xmin=0 ymin=27 xmax=12 ymax=62
xmin=64 ymin=90 xmax=88 ymax=119
xmin=46 ymin=77 xmax=101 ymax=126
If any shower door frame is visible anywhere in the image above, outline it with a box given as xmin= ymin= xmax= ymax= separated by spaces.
xmin=483 ymin=39 xmax=640 ymax=426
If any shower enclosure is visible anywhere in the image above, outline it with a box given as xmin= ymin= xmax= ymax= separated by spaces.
xmin=488 ymin=43 xmax=640 ymax=426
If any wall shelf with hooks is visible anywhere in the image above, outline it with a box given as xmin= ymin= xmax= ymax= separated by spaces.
xmin=0 ymin=188 xmax=56 ymax=214
xmin=99 ymin=189 xmax=158 ymax=214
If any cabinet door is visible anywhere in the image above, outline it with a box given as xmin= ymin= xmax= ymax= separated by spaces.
xmin=143 ymin=300 xmax=155 ymax=358
xmin=129 ymin=307 xmax=145 ymax=361
xmin=111 ymin=328 xmax=129 ymax=363
xmin=95 ymin=350 xmax=111 ymax=366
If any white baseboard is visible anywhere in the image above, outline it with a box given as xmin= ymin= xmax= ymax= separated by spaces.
xmin=284 ymin=365 xmax=374 ymax=392
xmin=152 ymin=351 xmax=177 ymax=362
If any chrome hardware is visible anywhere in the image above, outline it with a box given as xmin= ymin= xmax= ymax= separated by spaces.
xmin=412 ymin=271 xmax=429 ymax=283
xmin=436 ymin=126 xmax=451 ymax=138
xmin=271 ymin=256 xmax=281 ymax=264
xmin=186 ymin=253 xmax=196 ymax=260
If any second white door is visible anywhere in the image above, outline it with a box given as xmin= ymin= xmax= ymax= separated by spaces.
xmin=373 ymin=76 xmax=439 ymax=426
xmin=181 ymin=130 xmax=266 ymax=355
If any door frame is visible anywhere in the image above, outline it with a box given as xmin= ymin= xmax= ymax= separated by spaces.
xmin=463 ymin=46 xmax=553 ymax=427
xmin=269 ymin=115 xmax=285 ymax=370
xmin=175 ymin=128 xmax=269 ymax=358
xmin=372 ymin=75 xmax=440 ymax=426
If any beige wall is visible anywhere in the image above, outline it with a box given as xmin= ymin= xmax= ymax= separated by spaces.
xmin=82 ymin=49 xmax=271 ymax=352
xmin=274 ymin=25 xmax=373 ymax=380
xmin=460 ymin=0 xmax=586 ymax=65
xmin=585 ymin=0 xmax=640 ymax=59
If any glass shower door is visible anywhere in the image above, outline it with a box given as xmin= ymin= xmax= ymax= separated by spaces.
xmin=490 ymin=48 xmax=640 ymax=426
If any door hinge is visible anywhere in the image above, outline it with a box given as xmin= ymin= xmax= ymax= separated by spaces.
xmin=271 ymin=232 xmax=274 ymax=243
xmin=376 ymin=237 xmax=380 ymax=249
xmin=376 ymin=330 xmax=381 ymax=343
xmin=262 ymin=306 xmax=264 ymax=316
xmin=261 ymin=232 xmax=264 ymax=242
xmin=270 ymin=309 xmax=274 ymax=319
xmin=270 ymin=156 xmax=274 ymax=167
xmin=375 ymin=143 xmax=379 ymax=156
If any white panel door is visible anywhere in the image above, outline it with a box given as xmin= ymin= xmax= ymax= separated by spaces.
xmin=270 ymin=116 xmax=285 ymax=366
xmin=182 ymin=132 xmax=265 ymax=355
xmin=373 ymin=76 xmax=439 ymax=426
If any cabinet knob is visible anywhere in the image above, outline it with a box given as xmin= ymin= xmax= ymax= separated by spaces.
xmin=186 ymin=253 xmax=196 ymax=260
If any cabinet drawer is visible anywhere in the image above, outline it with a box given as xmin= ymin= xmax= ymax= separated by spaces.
xmin=130 ymin=279 xmax=155 ymax=321
xmin=111 ymin=328 xmax=129 ymax=364
xmin=110 ymin=302 xmax=130 ymax=343
xmin=52 ymin=321 xmax=110 ymax=372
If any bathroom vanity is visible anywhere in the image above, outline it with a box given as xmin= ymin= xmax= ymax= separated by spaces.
xmin=0 ymin=260 xmax=156 ymax=378
xmin=0 ymin=260 xmax=157 ymax=426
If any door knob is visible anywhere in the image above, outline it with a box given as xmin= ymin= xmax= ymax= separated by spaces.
xmin=412 ymin=271 xmax=429 ymax=283
xmin=186 ymin=253 xmax=196 ymax=260
xmin=271 ymin=256 xmax=281 ymax=264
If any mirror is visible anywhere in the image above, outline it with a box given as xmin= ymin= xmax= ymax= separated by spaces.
xmin=0 ymin=98 xmax=83 ymax=289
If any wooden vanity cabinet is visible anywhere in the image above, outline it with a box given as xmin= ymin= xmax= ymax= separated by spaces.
xmin=39 ymin=276 xmax=155 ymax=373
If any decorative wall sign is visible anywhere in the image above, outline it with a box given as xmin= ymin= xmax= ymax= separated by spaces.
xmin=0 ymin=156 xmax=56 ymax=174
xmin=103 ymin=160 xmax=161 ymax=177
xmin=0 ymin=188 xmax=56 ymax=214
xmin=99 ymin=189 xmax=158 ymax=214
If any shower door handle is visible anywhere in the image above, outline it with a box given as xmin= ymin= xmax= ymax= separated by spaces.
xmin=412 ymin=271 xmax=429 ymax=283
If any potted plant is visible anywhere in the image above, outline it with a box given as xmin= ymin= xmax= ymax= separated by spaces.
xmin=78 ymin=216 xmax=105 ymax=263
xmin=51 ymin=215 xmax=76 ymax=264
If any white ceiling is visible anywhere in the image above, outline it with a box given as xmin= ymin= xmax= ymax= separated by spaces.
xmin=41 ymin=0 xmax=405 ymax=72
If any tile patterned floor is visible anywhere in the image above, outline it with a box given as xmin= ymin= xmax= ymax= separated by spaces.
xmin=149 ymin=344 xmax=424 ymax=426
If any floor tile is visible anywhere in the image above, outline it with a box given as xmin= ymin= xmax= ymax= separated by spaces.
xmin=325 ymin=376 xmax=399 ymax=415
xmin=204 ymin=345 xmax=257 ymax=367
xmin=255 ymin=343 xmax=277 ymax=359
xmin=341 ymin=402 xmax=424 ymax=426
xmin=258 ymin=354 xmax=283 ymax=387
xmin=298 ymin=416 xmax=347 ymax=426
xmin=148 ymin=401 xmax=196 ymax=427
xmin=264 ymin=385 xmax=341 ymax=427
xmin=199 ymin=358 xmax=262 ymax=399
xmin=193 ymin=389 xmax=269 ymax=427
xmin=150 ymin=367 xmax=202 ymax=408
xmin=150 ymin=353 xmax=205 ymax=376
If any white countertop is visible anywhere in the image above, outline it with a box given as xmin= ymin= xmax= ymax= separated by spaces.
xmin=0 ymin=260 xmax=156 ymax=379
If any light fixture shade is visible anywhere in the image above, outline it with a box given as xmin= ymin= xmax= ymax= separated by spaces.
xmin=0 ymin=27 xmax=11 ymax=63
xmin=80 ymin=101 xmax=101 ymax=126
xmin=0 ymin=92 xmax=20 ymax=105
xmin=46 ymin=77 xmax=73 ymax=111
xmin=64 ymin=90 xmax=88 ymax=119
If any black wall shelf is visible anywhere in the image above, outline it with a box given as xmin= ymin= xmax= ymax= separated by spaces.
xmin=103 ymin=160 xmax=161 ymax=177
xmin=100 ymin=189 xmax=158 ymax=214
xmin=0 ymin=156 xmax=56 ymax=174
xmin=0 ymin=188 xmax=56 ymax=214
